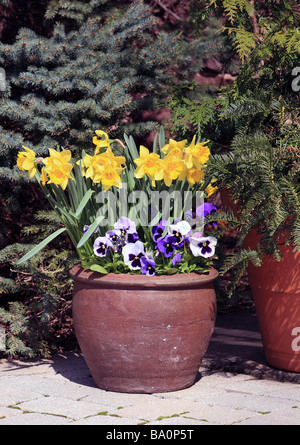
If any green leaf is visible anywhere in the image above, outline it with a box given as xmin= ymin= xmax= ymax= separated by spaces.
xmin=159 ymin=125 xmax=165 ymax=149
xmin=89 ymin=264 xmax=108 ymax=274
xmin=124 ymin=133 xmax=139 ymax=160
xmin=16 ymin=228 xmax=67 ymax=264
xmin=73 ymin=189 xmax=94 ymax=218
xmin=77 ymin=215 xmax=104 ymax=248
xmin=165 ymin=268 xmax=178 ymax=275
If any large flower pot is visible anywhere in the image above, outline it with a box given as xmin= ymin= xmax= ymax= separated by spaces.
xmin=70 ymin=264 xmax=218 ymax=393
xmin=244 ymin=230 xmax=300 ymax=372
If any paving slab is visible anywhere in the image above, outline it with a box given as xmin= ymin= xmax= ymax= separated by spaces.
xmin=0 ymin=308 xmax=299 ymax=426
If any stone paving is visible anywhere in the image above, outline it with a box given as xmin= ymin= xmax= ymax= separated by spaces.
xmin=0 ymin=309 xmax=299 ymax=426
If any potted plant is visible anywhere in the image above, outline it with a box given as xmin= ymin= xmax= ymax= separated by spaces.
xmin=16 ymin=127 xmax=220 ymax=393
xmin=179 ymin=0 xmax=300 ymax=373
xmin=208 ymin=138 xmax=300 ymax=372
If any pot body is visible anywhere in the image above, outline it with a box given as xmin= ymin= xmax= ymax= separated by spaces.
xmin=244 ymin=231 xmax=300 ymax=372
xmin=70 ymin=265 xmax=218 ymax=393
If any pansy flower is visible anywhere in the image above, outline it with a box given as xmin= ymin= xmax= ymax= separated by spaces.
xmin=122 ymin=241 xmax=145 ymax=270
xmin=152 ymin=220 xmax=167 ymax=243
xmin=157 ymin=235 xmax=177 ymax=258
xmin=171 ymin=253 xmax=182 ymax=266
xmin=168 ymin=220 xmax=191 ymax=246
xmin=141 ymin=257 xmax=156 ymax=276
xmin=93 ymin=237 xmax=113 ymax=257
xmin=196 ymin=203 xmax=217 ymax=227
xmin=114 ymin=216 xmax=137 ymax=238
xmin=105 ymin=229 xmax=121 ymax=244
xmin=128 ymin=232 xmax=140 ymax=243
xmin=189 ymin=233 xmax=217 ymax=258
xmin=105 ymin=229 xmax=123 ymax=251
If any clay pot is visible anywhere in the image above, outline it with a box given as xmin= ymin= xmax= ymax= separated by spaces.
xmin=244 ymin=230 xmax=300 ymax=372
xmin=70 ymin=265 xmax=218 ymax=393
xmin=220 ymin=187 xmax=300 ymax=372
xmin=220 ymin=188 xmax=240 ymax=215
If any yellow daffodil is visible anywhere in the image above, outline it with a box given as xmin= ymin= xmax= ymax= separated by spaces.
xmin=99 ymin=146 xmax=125 ymax=169
xmin=98 ymin=164 xmax=123 ymax=191
xmin=205 ymin=181 xmax=218 ymax=197
xmin=134 ymin=145 xmax=164 ymax=187
xmin=40 ymin=167 xmax=48 ymax=186
xmin=43 ymin=148 xmax=73 ymax=190
xmin=93 ymin=130 xmax=110 ymax=154
xmin=184 ymin=136 xmax=210 ymax=170
xmin=161 ymin=138 xmax=187 ymax=155
xmin=82 ymin=153 xmax=103 ymax=179
xmin=186 ymin=167 xmax=204 ymax=186
xmin=161 ymin=150 xmax=185 ymax=186
xmin=17 ymin=146 xmax=37 ymax=178
xmin=82 ymin=146 xmax=125 ymax=185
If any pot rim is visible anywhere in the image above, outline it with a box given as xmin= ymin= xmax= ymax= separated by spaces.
xmin=69 ymin=263 xmax=218 ymax=289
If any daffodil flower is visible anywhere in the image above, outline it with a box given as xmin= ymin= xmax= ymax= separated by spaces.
xmin=40 ymin=167 xmax=48 ymax=185
xmin=93 ymin=130 xmax=110 ymax=154
xmin=97 ymin=163 xmax=123 ymax=191
xmin=161 ymin=149 xmax=185 ymax=186
xmin=205 ymin=181 xmax=218 ymax=197
xmin=161 ymin=138 xmax=187 ymax=155
xmin=82 ymin=153 xmax=102 ymax=179
xmin=184 ymin=136 xmax=210 ymax=170
xmin=186 ymin=167 xmax=204 ymax=186
xmin=134 ymin=145 xmax=164 ymax=187
xmin=17 ymin=146 xmax=37 ymax=178
xmin=43 ymin=148 xmax=74 ymax=190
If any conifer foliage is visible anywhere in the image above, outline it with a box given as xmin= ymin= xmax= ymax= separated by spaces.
xmin=0 ymin=0 xmax=183 ymax=179
xmin=0 ymin=0 xmax=202 ymax=357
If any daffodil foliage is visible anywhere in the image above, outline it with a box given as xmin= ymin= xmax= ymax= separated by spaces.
xmin=16 ymin=127 xmax=219 ymax=275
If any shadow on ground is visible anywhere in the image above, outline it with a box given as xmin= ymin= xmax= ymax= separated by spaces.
xmin=203 ymin=308 xmax=300 ymax=383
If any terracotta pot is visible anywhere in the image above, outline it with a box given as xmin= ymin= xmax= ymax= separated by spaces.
xmin=70 ymin=265 xmax=218 ymax=393
xmin=244 ymin=230 xmax=300 ymax=372
xmin=220 ymin=188 xmax=240 ymax=215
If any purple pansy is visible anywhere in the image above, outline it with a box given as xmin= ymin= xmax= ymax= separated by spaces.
xmin=152 ymin=220 xmax=168 ymax=243
xmin=128 ymin=232 xmax=140 ymax=243
xmin=171 ymin=253 xmax=182 ymax=266
xmin=105 ymin=229 xmax=121 ymax=243
xmin=93 ymin=236 xmax=113 ymax=257
xmin=196 ymin=203 xmax=217 ymax=226
xmin=105 ymin=229 xmax=123 ymax=252
xmin=122 ymin=240 xmax=145 ymax=270
xmin=114 ymin=216 xmax=137 ymax=237
xmin=189 ymin=234 xmax=217 ymax=258
xmin=141 ymin=256 xmax=156 ymax=276
xmin=157 ymin=235 xmax=177 ymax=258
xmin=168 ymin=220 xmax=191 ymax=246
